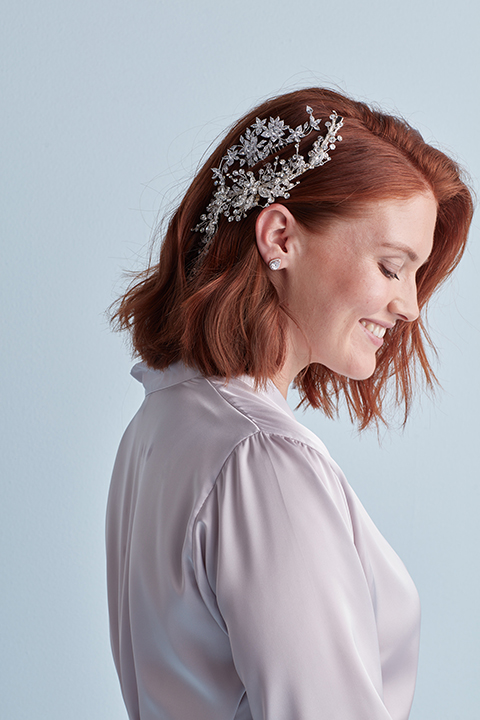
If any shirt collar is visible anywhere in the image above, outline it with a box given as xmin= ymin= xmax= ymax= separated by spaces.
xmin=131 ymin=362 xmax=201 ymax=394
xmin=131 ymin=362 xmax=296 ymax=420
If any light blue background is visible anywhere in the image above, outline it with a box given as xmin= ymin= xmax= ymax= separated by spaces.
xmin=1 ymin=1 xmax=479 ymax=718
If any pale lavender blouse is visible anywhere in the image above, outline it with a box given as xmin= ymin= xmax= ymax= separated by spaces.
xmin=106 ymin=362 xmax=420 ymax=720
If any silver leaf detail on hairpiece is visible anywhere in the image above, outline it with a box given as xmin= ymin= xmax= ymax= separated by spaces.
xmin=192 ymin=106 xmax=344 ymax=267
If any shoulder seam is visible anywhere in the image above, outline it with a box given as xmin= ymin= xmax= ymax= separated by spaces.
xmin=191 ymin=431 xmax=353 ymax=582
xmin=205 ymin=379 xmax=329 ymax=457
xmin=192 ymin=430 xmax=337 ymax=532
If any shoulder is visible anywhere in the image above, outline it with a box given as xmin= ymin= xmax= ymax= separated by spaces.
xmin=206 ymin=374 xmax=332 ymax=460
xmin=208 ymin=430 xmax=352 ymax=534
xmin=131 ymin=364 xmax=349 ymax=520
xmin=134 ymin=362 xmax=333 ymax=464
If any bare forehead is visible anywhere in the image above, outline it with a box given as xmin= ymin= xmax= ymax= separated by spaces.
xmin=369 ymin=194 xmax=436 ymax=261
xmin=359 ymin=193 xmax=436 ymax=221
xmin=330 ymin=194 xmax=437 ymax=263
xmin=311 ymin=193 xmax=436 ymax=259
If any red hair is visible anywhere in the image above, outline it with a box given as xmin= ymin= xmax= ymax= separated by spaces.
xmin=111 ymin=88 xmax=473 ymax=428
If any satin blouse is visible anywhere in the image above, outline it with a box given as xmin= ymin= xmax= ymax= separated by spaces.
xmin=106 ymin=362 xmax=420 ymax=720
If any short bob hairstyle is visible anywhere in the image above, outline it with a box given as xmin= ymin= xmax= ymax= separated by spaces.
xmin=112 ymin=87 xmax=473 ymax=428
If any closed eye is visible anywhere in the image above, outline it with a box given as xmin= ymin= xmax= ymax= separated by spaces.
xmin=379 ymin=264 xmax=400 ymax=281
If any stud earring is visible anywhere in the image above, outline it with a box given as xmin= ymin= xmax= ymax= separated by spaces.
xmin=268 ymin=258 xmax=281 ymax=271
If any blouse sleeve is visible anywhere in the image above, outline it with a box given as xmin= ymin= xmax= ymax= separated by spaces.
xmin=193 ymin=431 xmax=397 ymax=720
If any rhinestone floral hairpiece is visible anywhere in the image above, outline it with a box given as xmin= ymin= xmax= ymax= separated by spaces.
xmin=192 ymin=106 xmax=344 ymax=266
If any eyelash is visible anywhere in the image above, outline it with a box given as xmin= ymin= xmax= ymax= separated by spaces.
xmin=379 ymin=264 xmax=400 ymax=281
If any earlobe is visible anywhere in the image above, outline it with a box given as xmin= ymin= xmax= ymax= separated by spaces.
xmin=255 ymin=203 xmax=298 ymax=268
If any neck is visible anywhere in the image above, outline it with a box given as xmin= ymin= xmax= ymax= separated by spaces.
xmin=271 ymin=370 xmax=291 ymax=399
xmin=271 ymin=327 xmax=310 ymax=399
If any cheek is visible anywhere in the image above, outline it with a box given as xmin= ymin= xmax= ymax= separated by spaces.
xmin=337 ymin=281 xmax=373 ymax=315
xmin=351 ymin=274 xmax=386 ymax=311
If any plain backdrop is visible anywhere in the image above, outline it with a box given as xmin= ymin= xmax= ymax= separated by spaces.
xmin=1 ymin=1 xmax=479 ymax=718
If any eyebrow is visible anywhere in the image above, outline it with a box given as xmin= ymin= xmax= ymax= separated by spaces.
xmin=381 ymin=242 xmax=419 ymax=262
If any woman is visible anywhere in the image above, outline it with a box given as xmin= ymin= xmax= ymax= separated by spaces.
xmin=106 ymin=87 xmax=473 ymax=720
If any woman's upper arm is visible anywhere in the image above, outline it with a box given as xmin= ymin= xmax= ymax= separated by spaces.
xmin=195 ymin=432 xmax=394 ymax=720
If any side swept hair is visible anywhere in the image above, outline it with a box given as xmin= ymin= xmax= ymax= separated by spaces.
xmin=111 ymin=87 xmax=473 ymax=428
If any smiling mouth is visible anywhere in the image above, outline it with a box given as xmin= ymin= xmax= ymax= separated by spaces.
xmin=360 ymin=320 xmax=387 ymax=339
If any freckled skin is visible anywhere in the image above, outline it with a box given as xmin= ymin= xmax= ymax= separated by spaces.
xmin=273 ymin=193 xmax=437 ymax=390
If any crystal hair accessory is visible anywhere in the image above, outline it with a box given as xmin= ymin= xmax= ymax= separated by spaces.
xmin=192 ymin=106 xmax=344 ymax=264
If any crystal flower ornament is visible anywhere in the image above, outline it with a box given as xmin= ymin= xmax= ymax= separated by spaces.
xmin=192 ymin=106 xmax=344 ymax=267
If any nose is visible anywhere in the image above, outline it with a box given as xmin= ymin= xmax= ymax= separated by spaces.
xmin=388 ymin=278 xmax=420 ymax=323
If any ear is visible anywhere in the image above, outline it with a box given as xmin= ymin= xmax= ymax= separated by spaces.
xmin=255 ymin=204 xmax=300 ymax=269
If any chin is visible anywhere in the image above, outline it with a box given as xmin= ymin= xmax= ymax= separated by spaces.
xmin=313 ymin=348 xmax=378 ymax=381
xmin=337 ymin=359 xmax=377 ymax=381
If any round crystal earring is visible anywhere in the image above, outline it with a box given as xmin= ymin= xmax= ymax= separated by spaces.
xmin=268 ymin=258 xmax=281 ymax=271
